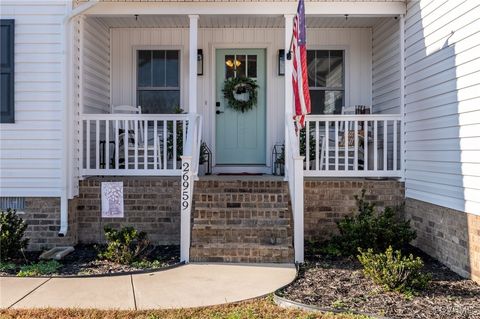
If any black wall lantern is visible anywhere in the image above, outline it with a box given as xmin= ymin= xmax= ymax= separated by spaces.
xmin=197 ymin=49 xmax=203 ymax=76
xmin=278 ymin=49 xmax=285 ymax=76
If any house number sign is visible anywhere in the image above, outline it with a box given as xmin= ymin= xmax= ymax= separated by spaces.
xmin=181 ymin=161 xmax=190 ymax=210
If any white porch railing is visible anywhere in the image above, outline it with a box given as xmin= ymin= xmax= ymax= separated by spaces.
xmin=301 ymin=114 xmax=403 ymax=178
xmin=80 ymin=113 xmax=191 ymax=176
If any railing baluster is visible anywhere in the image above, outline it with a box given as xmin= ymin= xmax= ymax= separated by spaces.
xmin=134 ymin=120 xmax=138 ymax=170
xmin=383 ymin=120 xmax=387 ymax=171
xmin=105 ymin=119 xmax=110 ymax=170
xmin=354 ymin=120 xmax=358 ymax=171
xmin=335 ymin=121 xmax=338 ymax=171
xmin=154 ymin=120 xmax=158 ymax=169
xmin=393 ymin=119 xmax=398 ymax=171
xmin=144 ymin=120 xmax=148 ymax=170
xmin=163 ymin=120 xmax=167 ymax=170
xmin=95 ymin=120 xmax=100 ymax=170
xmin=306 ymin=121 xmax=310 ymax=171
xmin=374 ymin=120 xmax=378 ymax=172
xmin=344 ymin=120 xmax=348 ymax=171
xmin=86 ymin=120 xmax=90 ymax=170
xmin=173 ymin=120 xmax=177 ymax=170
xmin=364 ymin=120 xmax=368 ymax=171
xmin=115 ymin=120 xmax=119 ymax=169
xmin=124 ymin=120 xmax=128 ymax=169
xmin=315 ymin=121 xmax=319 ymax=170
xmin=325 ymin=121 xmax=329 ymax=171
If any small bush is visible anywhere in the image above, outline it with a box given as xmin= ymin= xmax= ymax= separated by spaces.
xmin=0 ymin=209 xmax=29 ymax=260
xmin=357 ymin=246 xmax=431 ymax=293
xmin=0 ymin=261 xmax=16 ymax=272
xmin=131 ymin=259 xmax=164 ymax=269
xmin=17 ymin=260 xmax=61 ymax=277
xmin=326 ymin=190 xmax=415 ymax=256
xmin=99 ymin=226 xmax=150 ymax=264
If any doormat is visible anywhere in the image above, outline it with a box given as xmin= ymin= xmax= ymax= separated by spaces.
xmin=217 ymin=173 xmax=264 ymax=176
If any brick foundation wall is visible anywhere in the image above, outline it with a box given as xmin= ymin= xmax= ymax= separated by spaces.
xmin=21 ymin=197 xmax=78 ymax=251
xmin=304 ymin=179 xmax=405 ymax=242
xmin=404 ymin=198 xmax=480 ymax=283
xmin=77 ymin=177 xmax=180 ymax=245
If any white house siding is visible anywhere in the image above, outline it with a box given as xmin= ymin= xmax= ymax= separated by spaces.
xmin=109 ymin=27 xmax=372 ymax=166
xmin=404 ymin=0 xmax=480 ymax=215
xmin=0 ymin=1 xmax=68 ymax=197
xmin=372 ymin=17 xmax=400 ymax=114
xmin=82 ymin=17 xmax=110 ymax=114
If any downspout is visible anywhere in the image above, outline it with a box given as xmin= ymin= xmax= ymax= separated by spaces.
xmin=59 ymin=0 xmax=99 ymax=237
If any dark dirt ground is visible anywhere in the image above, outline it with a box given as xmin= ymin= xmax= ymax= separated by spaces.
xmin=0 ymin=244 xmax=180 ymax=276
xmin=279 ymin=246 xmax=480 ymax=319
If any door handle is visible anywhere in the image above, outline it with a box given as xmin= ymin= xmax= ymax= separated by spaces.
xmin=216 ymin=110 xmax=224 ymax=115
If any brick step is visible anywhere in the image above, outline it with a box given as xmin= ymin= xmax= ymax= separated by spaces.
xmin=191 ymin=178 xmax=293 ymax=263
xmin=190 ymin=243 xmax=293 ymax=263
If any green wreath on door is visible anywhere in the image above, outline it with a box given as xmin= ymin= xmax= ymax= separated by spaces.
xmin=222 ymin=77 xmax=259 ymax=113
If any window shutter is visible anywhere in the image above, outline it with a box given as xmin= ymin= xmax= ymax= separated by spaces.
xmin=1 ymin=19 xmax=14 ymax=123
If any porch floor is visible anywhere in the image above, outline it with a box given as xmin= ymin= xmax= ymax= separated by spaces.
xmin=1 ymin=263 xmax=295 ymax=310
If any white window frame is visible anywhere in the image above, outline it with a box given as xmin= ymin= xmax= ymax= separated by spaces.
xmin=306 ymin=45 xmax=350 ymax=112
xmin=131 ymin=45 xmax=184 ymax=112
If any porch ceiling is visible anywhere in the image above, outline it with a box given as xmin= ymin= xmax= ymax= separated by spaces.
xmin=99 ymin=15 xmax=383 ymax=29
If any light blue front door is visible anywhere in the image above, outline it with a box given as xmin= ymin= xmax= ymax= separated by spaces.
xmin=215 ymin=49 xmax=266 ymax=165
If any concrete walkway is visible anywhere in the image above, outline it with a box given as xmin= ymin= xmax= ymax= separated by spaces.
xmin=1 ymin=263 xmax=295 ymax=310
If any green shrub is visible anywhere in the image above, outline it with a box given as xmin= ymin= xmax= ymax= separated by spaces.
xmin=0 ymin=261 xmax=16 ymax=272
xmin=99 ymin=226 xmax=150 ymax=264
xmin=326 ymin=190 xmax=415 ymax=256
xmin=17 ymin=260 xmax=61 ymax=277
xmin=130 ymin=259 xmax=164 ymax=269
xmin=0 ymin=209 xmax=29 ymax=260
xmin=357 ymin=246 xmax=431 ymax=293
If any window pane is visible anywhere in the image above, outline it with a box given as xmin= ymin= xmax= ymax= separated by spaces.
xmin=166 ymin=50 xmax=179 ymax=87
xmin=1 ymin=74 xmax=11 ymax=113
xmin=235 ymin=55 xmax=246 ymax=78
xmin=247 ymin=55 xmax=257 ymax=78
xmin=324 ymin=90 xmax=343 ymax=114
xmin=307 ymin=50 xmax=315 ymax=87
xmin=138 ymin=50 xmax=152 ymax=87
xmin=327 ymin=50 xmax=343 ymax=88
xmin=152 ymin=50 xmax=166 ymax=87
xmin=225 ymin=55 xmax=235 ymax=79
xmin=309 ymin=90 xmax=325 ymax=115
xmin=1 ymin=25 xmax=11 ymax=68
xmin=138 ymin=90 xmax=180 ymax=114
xmin=309 ymin=90 xmax=343 ymax=114
xmin=315 ymin=50 xmax=329 ymax=87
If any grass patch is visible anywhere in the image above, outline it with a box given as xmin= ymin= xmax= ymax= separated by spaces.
xmin=17 ymin=260 xmax=61 ymax=277
xmin=0 ymin=297 xmax=372 ymax=319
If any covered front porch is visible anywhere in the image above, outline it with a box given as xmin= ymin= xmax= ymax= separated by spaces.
xmin=69 ymin=1 xmax=406 ymax=263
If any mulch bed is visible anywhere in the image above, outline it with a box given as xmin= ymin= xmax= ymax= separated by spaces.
xmin=0 ymin=244 xmax=180 ymax=277
xmin=278 ymin=246 xmax=480 ymax=319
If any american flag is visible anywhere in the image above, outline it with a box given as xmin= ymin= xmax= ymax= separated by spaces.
xmin=291 ymin=0 xmax=311 ymax=130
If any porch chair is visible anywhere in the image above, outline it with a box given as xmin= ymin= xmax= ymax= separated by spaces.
xmin=112 ymin=105 xmax=161 ymax=169
xmin=336 ymin=105 xmax=369 ymax=170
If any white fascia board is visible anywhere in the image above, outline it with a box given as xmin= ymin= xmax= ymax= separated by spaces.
xmin=84 ymin=2 xmax=406 ymax=17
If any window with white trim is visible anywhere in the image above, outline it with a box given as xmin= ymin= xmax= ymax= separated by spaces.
xmin=307 ymin=50 xmax=344 ymax=114
xmin=136 ymin=50 xmax=180 ymax=114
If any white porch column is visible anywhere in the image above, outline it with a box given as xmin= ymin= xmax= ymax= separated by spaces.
xmin=188 ymin=15 xmax=199 ymax=114
xmin=284 ymin=14 xmax=294 ymax=162
xmin=284 ymin=14 xmax=304 ymax=263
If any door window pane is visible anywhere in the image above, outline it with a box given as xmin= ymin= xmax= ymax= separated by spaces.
xmin=225 ymin=55 xmax=235 ymax=79
xmin=247 ymin=55 xmax=257 ymax=78
xmin=235 ymin=55 xmax=246 ymax=78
